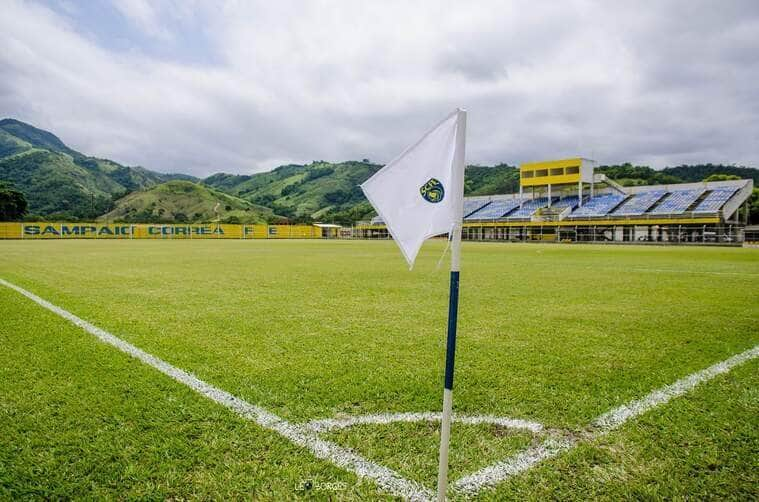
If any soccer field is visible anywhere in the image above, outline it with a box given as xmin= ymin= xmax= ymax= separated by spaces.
xmin=1 ymin=240 xmax=757 ymax=500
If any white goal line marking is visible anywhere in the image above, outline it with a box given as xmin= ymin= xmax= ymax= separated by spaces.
xmin=453 ymin=343 xmax=759 ymax=495
xmin=0 ymin=278 xmax=432 ymax=502
xmin=2 ymin=277 xmax=757 ymax=500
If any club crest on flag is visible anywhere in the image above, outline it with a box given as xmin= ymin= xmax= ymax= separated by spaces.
xmin=420 ymin=178 xmax=445 ymax=203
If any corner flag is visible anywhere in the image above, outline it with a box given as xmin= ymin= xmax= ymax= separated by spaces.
xmin=360 ymin=109 xmax=466 ymax=268
xmin=361 ymin=108 xmax=467 ymax=501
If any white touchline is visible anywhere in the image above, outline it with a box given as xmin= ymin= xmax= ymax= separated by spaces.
xmin=453 ymin=342 xmax=759 ymax=496
xmin=0 ymin=279 xmax=433 ymax=502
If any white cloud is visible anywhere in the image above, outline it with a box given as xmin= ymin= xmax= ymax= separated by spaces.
xmin=0 ymin=0 xmax=757 ymax=177
xmin=110 ymin=0 xmax=171 ymax=40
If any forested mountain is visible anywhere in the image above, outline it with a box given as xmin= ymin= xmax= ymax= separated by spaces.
xmin=0 ymin=119 xmax=195 ymax=219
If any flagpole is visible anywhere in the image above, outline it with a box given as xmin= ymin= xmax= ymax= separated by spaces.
xmin=436 ymin=109 xmax=466 ymax=502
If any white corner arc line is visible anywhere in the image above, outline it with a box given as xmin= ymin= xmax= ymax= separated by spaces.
xmin=0 ymin=279 xmax=433 ymax=502
xmin=306 ymin=412 xmax=544 ymax=434
xmin=453 ymin=343 xmax=759 ymax=496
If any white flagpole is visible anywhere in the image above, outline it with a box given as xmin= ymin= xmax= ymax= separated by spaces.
xmin=436 ymin=108 xmax=466 ymax=501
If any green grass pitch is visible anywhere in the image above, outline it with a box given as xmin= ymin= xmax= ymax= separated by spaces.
xmin=1 ymin=239 xmax=757 ymax=499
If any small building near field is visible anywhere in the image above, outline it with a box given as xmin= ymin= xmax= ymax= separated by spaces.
xmin=313 ymin=223 xmax=342 ymax=239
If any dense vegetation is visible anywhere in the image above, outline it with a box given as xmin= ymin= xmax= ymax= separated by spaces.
xmin=662 ymin=164 xmax=759 ymax=184
xmin=0 ymin=150 xmax=117 ymax=219
xmin=463 ymin=164 xmax=520 ymax=195
xmin=597 ymin=162 xmax=759 ymax=186
xmin=0 ymin=181 xmax=27 ymax=220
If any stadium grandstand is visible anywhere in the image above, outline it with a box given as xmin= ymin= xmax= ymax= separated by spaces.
xmin=356 ymin=158 xmax=755 ymax=244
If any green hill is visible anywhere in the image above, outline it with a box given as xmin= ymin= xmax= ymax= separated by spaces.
xmin=99 ymin=180 xmax=274 ymax=224
xmin=0 ymin=119 xmax=197 ymax=220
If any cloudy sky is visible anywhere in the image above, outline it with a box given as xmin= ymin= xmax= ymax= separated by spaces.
xmin=1 ymin=0 xmax=757 ymax=177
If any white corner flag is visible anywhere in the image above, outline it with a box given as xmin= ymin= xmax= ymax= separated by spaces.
xmin=361 ymin=109 xmax=467 ymax=269
xmin=361 ymin=108 xmax=467 ymax=501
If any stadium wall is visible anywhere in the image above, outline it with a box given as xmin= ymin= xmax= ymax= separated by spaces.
xmin=0 ymin=222 xmax=325 ymax=240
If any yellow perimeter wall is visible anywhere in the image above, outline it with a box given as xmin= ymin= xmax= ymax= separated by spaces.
xmin=0 ymin=222 xmax=324 ymax=240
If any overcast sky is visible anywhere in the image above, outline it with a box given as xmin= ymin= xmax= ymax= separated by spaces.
xmin=1 ymin=0 xmax=757 ymax=177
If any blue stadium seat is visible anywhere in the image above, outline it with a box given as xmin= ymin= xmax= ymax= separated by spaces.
xmin=693 ymin=188 xmax=739 ymax=213
xmin=650 ymin=189 xmax=704 ymax=214
xmin=612 ymin=191 xmax=666 ymax=216
xmin=465 ymin=199 xmax=521 ymax=220
xmin=463 ymin=199 xmax=492 ymax=218
xmin=506 ymin=197 xmax=552 ymax=219
xmin=551 ymin=195 xmax=580 ymax=210
xmin=569 ymin=193 xmax=625 ymax=217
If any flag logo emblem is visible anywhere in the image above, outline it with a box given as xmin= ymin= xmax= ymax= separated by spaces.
xmin=420 ymin=178 xmax=445 ymax=203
